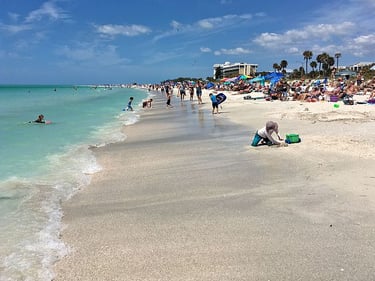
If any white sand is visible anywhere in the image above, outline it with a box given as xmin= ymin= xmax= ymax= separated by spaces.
xmin=54 ymin=90 xmax=375 ymax=281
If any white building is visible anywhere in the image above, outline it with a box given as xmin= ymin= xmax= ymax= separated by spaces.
xmin=213 ymin=62 xmax=258 ymax=79
xmin=348 ymin=62 xmax=375 ymax=72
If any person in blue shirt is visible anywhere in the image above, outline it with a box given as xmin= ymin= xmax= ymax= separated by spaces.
xmin=126 ymin=97 xmax=134 ymax=111
xmin=209 ymin=93 xmax=219 ymax=114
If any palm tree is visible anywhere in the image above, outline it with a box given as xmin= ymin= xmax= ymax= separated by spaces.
xmin=322 ymin=55 xmax=335 ymax=77
xmin=303 ymin=50 xmax=313 ymax=75
xmin=334 ymin=53 xmax=341 ymax=70
xmin=310 ymin=61 xmax=317 ymax=77
xmin=310 ymin=61 xmax=317 ymax=72
xmin=327 ymin=56 xmax=335 ymax=68
xmin=317 ymin=52 xmax=329 ymax=76
xmin=316 ymin=54 xmax=323 ymax=72
xmin=280 ymin=60 xmax=288 ymax=72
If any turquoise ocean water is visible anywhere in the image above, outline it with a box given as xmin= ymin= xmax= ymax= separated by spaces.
xmin=0 ymin=85 xmax=149 ymax=280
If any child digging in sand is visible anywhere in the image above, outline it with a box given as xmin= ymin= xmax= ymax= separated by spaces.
xmin=251 ymin=121 xmax=285 ymax=147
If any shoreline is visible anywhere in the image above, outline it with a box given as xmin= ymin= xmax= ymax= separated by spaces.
xmin=54 ymin=90 xmax=375 ymax=280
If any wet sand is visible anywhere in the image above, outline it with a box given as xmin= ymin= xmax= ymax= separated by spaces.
xmin=54 ymin=91 xmax=375 ymax=280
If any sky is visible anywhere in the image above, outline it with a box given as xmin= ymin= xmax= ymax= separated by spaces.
xmin=0 ymin=0 xmax=374 ymax=84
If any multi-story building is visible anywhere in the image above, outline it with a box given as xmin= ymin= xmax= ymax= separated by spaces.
xmin=213 ymin=62 xmax=258 ymax=79
xmin=348 ymin=62 xmax=375 ymax=72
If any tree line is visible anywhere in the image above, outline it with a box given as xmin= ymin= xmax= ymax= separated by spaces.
xmin=272 ymin=51 xmax=344 ymax=79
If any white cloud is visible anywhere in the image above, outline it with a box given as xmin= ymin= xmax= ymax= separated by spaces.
xmin=253 ymin=32 xmax=281 ymax=48
xmin=153 ymin=13 xmax=253 ymax=42
xmin=348 ymin=34 xmax=375 ymax=56
xmin=254 ymin=12 xmax=266 ymax=17
xmin=198 ymin=14 xmax=252 ymax=30
xmin=254 ymin=22 xmax=355 ymax=48
xmin=286 ymin=47 xmax=299 ymax=54
xmin=0 ymin=2 xmax=69 ymax=35
xmin=0 ymin=23 xmax=33 ymax=34
xmin=170 ymin=20 xmax=182 ymax=30
xmin=197 ymin=18 xmax=218 ymax=29
xmin=254 ymin=0 xmax=374 ymax=61
xmin=200 ymin=47 xmax=212 ymax=53
xmin=352 ymin=34 xmax=375 ymax=46
xmin=25 ymin=1 xmax=69 ymax=23
xmin=95 ymin=24 xmax=151 ymax=37
xmin=214 ymin=47 xmax=251 ymax=56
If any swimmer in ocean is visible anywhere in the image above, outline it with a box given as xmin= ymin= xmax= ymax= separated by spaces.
xmin=30 ymin=114 xmax=45 ymax=123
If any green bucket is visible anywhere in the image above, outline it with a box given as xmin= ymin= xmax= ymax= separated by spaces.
xmin=286 ymin=134 xmax=300 ymax=143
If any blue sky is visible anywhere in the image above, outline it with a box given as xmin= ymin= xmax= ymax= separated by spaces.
xmin=0 ymin=0 xmax=374 ymax=84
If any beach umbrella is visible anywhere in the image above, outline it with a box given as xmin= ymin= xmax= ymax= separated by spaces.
xmin=270 ymin=76 xmax=282 ymax=86
xmin=220 ymin=78 xmax=229 ymax=82
xmin=238 ymin=74 xmax=251 ymax=80
xmin=250 ymin=76 xmax=264 ymax=83
xmin=227 ymin=77 xmax=238 ymax=82
xmin=264 ymin=72 xmax=284 ymax=81
xmin=250 ymin=76 xmax=265 ymax=86
xmin=205 ymin=82 xmax=215 ymax=89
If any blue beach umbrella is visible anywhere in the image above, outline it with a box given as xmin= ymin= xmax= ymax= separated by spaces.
xmin=264 ymin=72 xmax=284 ymax=80
xmin=263 ymin=72 xmax=284 ymax=86
xmin=270 ymin=77 xmax=282 ymax=86
xmin=250 ymin=76 xmax=265 ymax=86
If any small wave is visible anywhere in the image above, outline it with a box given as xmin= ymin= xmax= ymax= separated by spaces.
xmin=122 ymin=113 xmax=140 ymax=126
xmin=0 ymin=143 xmax=101 ymax=280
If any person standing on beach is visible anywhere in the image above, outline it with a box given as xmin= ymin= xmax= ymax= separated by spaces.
xmin=209 ymin=93 xmax=219 ymax=114
xmin=189 ymin=85 xmax=194 ymax=101
xmin=179 ymin=84 xmax=186 ymax=101
xmin=165 ymin=85 xmax=173 ymax=108
xmin=126 ymin=97 xmax=134 ymax=111
xmin=251 ymin=121 xmax=283 ymax=146
xmin=196 ymin=81 xmax=203 ymax=104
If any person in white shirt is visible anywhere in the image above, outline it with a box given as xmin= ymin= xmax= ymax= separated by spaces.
xmin=251 ymin=121 xmax=283 ymax=146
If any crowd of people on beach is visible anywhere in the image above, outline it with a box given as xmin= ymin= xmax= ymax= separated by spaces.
xmin=148 ymin=72 xmax=375 ymax=107
xmin=212 ymin=75 xmax=375 ymax=103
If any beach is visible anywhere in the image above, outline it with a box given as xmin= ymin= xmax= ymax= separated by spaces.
xmin=54 ymin=90 xmax=375 ymax=280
